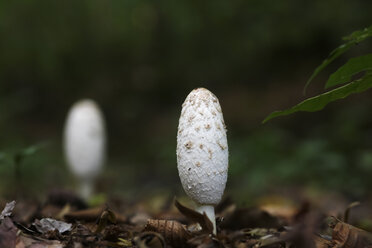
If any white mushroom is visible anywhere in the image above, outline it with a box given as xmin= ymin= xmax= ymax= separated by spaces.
xmin=64 ymin=99 xmax=106 ymax=200
xmin=177 ymin=88 xmax=228 ymax=234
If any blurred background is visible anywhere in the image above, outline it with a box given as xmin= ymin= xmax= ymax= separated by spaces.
xmin=1 ymin=0 xmax=372 ymax=204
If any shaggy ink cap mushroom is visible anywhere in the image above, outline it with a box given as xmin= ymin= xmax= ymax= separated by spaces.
xmin=177 ymin=88 xmax=228 ymax=234
xmin=64 ymin=99 xmax=106 ymax=199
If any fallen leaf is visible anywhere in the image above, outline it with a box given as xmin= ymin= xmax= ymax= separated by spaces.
xmin=282 ymin=209 xmax=323 ymax=248
xmin=64 ymin=206 xmax=127 ymax=223
xmin=343 ymin=201 xmax=360 ymax=223
xmin=33 ymin=218 xmax=72 ymax=234
xmin=130 ymin=212 xmax=152 ymax=226
xmin=187 ymin=233 xmax=222 ymax=248
xmin=174 ymin=199 xmax=214 ymax=234
xmin=0 ymin=201 xmax=16 ymax=220
xmin=17 ymin=233 xmax=64 ymax=248
xmin=332 ymin=220 xmax=372 ymax=248
xmin=144 ymin=219 xmax=191 ymax=247
xmin=64 ymin=206 xmax=104 ymax=222
xmin=313 ymin=235 xmax=332 ymax=248
xmin=13 ymin=200 xmax=38 ymax=224
xmin=258 ymin=196 xmax=298 ymax=220
xmin=95 ymin=209 xmax=117 ymax=233
xmin=0 ymin=217 xmax=18 ymax=248
xmin=134 ymin=231 xmax=166 ymax=248
xmin=220 ymin=207 xmax=280 ymax=230
xmin=257 ymin=234 xmax=284 ymax=247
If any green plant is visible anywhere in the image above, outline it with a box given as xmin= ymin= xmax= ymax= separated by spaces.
xmin=0 ymin=143 xmax=46 ymax=196
xmin=263 ymin=25 xmax=372 ymax=123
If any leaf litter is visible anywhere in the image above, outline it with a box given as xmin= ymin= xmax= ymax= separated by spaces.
xmin=0 ymin=200 xmax=16 ymax=220
xmin=33 ymin=218 xmax=72 ymax=234
xmin=1 ymin=190 xmax=372 ymax=247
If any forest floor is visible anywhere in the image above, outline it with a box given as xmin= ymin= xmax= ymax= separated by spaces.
xmin=1 ymin=189 xmax=372 ymax=248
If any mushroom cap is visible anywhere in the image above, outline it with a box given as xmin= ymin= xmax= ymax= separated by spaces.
xmin=177 ymin=88 xmax=228 ymax=205
xmin=64 ymin=99 xmax=106 ymax=180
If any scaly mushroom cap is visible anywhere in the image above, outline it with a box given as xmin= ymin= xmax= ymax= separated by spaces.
xmin=177 ymin=88 xmax=228 ymax=205
xmin=64 ymin=99 xmax=106 ymax=180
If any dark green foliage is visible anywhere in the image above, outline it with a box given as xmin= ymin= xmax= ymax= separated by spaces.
xmin=0 ymin=143 xmax=48 ymax=197
xmin=264 ymin=25 xmax=372 ymax=123
xmin=263 ymin=73 xmax=372 ymax=123
xmin=325 ymin=54 xmax=372 ymax=89
xmin=305 ymin=25 xmax=372 ymax=92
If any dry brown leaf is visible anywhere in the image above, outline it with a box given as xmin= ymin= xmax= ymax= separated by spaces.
xmin=134 ymin=231 xmax=166 ymax=248
xmin=33 ymin=218 xmax=72 ymax=234
xmin=95 ymin=209 xmax=117 ymax=233
xmin=145 ymin=219 xmax=191 ymax=247
xmin=130 ymin=212 xmax=152 ymax=226
xmin=343 ymin=201 xmax=360 ymax=223
xmin=0 ymin=201 xmax=16 ymax=220
xmin=13 ymin=200 xmax=38 ymax=224
xmin=313 ymin=235 xmax=332 ymax=248
xmin=64 ymin=206 xmax=104 ymax=222
xmin=64 ymin=206 xmax=127 ymax=223
xmin=187 ymin=234 xmax=222 ymax=248
xmin=332 ymin=221 xmax=372 ymax=248
xmin=17 ymin=234 xmax=64 ymax=248
xmin=0 ymin=217 xmax=18 ymax=248
xmin=175 ymin=199 xmax=214 ymax=234
xmin=258 ymin=196 xmax=298 ymax=221
xmin=220 ymin=207 xmax=280 ymax=230
xmin=283 ymin=211 xmax=323 ymax=248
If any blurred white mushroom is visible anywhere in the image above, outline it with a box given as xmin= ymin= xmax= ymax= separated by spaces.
xmin=64 ymin=99 xmax=106 ymax=200
xmin=177 ymin=88 xmax=228 ymax=234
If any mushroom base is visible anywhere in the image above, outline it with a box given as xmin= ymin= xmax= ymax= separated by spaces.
xmin=196 ymin=204 xmax=216 ymax=234
xmin=79 ymin=179 xmax=94 ymax=200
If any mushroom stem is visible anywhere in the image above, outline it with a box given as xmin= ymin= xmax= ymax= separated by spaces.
xmin=79 ymin=179 xmax=93 ymax=200
xmin=197 ymin=204 xmax=216 ymax=235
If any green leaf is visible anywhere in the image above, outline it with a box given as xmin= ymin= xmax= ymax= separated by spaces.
xmin=263 ymin=73 xmax=372 ymax=123
xmin=13 ymin=142 xmax=48 ymax=166
xmin=325 ymin=54 xmax=372 ymax=89
xmin=18 ymin=142 xmax=49 ymax=157
xmin=343 ymin=25 xmax=372 ymax=41
xmin=304 ymin=25 xmax=372 ymax=93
